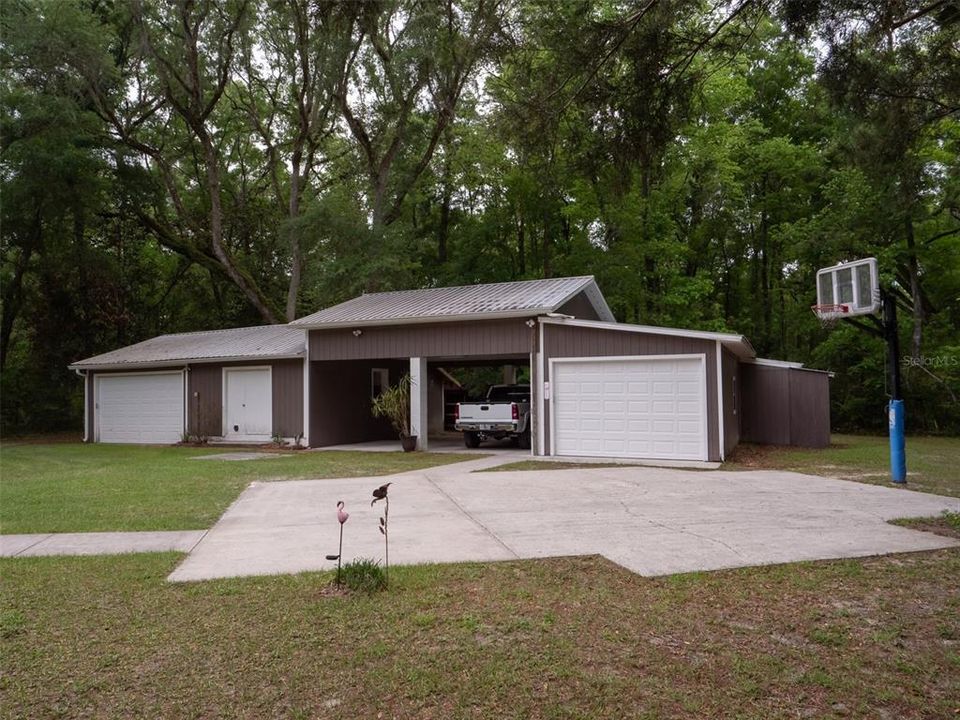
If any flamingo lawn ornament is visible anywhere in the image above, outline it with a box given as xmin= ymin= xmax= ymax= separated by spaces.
xmin=371 ymin=483 xmax=391 ymax=586
xmin=325 ymin=500 xmax=349 ymax=586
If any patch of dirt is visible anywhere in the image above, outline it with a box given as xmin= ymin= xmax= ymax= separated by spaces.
xmin=892 ymin=517 xmax=960 ymax=540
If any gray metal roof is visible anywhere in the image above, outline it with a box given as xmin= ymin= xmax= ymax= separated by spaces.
xmin=291 ymin=276 xmax=615 ymax=328
xmin=69 ymin=325 xmax=305 ymax=370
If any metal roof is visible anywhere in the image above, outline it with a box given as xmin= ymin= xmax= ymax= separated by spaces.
xmin=291 ymin=276 xmax=615 ymax=328
xmin=69 ymin=325 xmax=305 ymax=370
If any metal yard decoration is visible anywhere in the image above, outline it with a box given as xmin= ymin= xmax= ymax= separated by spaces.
xmin=371 ymin=482 xmax=392 ymax=585
xmin=813 ymin=257 xmax=906 ymax=483
xmin=325 ymin=500 xmax=350 ymax=586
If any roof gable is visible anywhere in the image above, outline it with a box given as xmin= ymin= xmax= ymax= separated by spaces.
xmin=291 ymin=276 xmax=615 ymax=328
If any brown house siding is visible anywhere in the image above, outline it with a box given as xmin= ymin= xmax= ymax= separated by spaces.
xmin=271 ymin=360 xmax=304 ymax=438
xmin=86 ymin=371 xmax=95 ymax=440
xmin=541 ymin=323 xmax=721 ymax=461
xmin=309 ymin=359 xmax=406 ymax=447
xmin=308 ymin=319 xmax=535 ymax=361
xmin=187 ymin=364 xmax=221 ymax=437
xmin=788 ymin=370 xmax=831 ymax=448
xmin=555 ymin=292 xmax=602 ymax=321
xmin=87 ymin=360 xmax=304 ymax=442
xmin=721 ymin=348 xmax=741 ymax=457
xmin=740 ymin=364 xmax=830 ymax=448
xmin=187 ymin=359 xmax=304 ymax=438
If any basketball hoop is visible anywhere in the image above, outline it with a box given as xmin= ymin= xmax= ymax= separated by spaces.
xmin=811 ymin=303 xmax=849 ymax=328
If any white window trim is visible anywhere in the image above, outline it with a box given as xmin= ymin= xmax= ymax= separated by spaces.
xmin=547 ymin=353 xmax=708 ymax=462
xmin=371 ymin=367 xmax=390 ymax=399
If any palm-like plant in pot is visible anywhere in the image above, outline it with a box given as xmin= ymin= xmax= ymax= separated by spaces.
xmin=371 ymin=373 xmax=417 ymax=451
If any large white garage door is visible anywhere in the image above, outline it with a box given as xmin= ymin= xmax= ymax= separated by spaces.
xmin=552 ymin=356 xmax=707 ymax=460
xmin=96 ymin=372 xmax=185 ymax=444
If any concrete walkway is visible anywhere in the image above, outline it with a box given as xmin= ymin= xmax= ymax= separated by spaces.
xmin=0 ymin=530 xmax=206 ymax=558
xmin=167 ymin=457 xmax=959 ymax=582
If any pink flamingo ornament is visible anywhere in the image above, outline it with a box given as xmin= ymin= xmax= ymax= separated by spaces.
xmin=325 ymin=500 xmax=349 ymax=586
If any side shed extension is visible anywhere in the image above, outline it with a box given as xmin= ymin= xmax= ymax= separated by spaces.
xmin=740 ymin=361 xmax=831 ymax=448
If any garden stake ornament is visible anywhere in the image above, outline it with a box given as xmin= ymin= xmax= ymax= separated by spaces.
xmin=371 ymin=483 xmax=391 ymax=585
xmin=325 ymin=500 xmax=349 ymax=586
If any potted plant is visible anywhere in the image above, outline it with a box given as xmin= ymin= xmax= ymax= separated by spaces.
xmin=371 ymin=373 xmax=417 ymax=451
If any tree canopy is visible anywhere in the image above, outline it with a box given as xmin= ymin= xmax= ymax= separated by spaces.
xmin=2 ymin=0 xmax=958 ymax=434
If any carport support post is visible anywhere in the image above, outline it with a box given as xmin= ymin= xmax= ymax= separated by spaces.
xmin=410 ymin=357 xmax=429 ymax=451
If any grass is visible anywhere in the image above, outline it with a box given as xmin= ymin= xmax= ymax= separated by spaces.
xmin=0 ymin=444 xmax=479 ymax=534
xmin=1 ymin=550 xmax=958 ymax=719
xmin=892 ymin=511 xmax=960 ymax=540
xmin=724 ymin=434 xmax=960 ymax=498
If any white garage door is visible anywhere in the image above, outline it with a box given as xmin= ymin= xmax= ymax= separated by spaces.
xmin=96 ymin=372 xmax=185 ymax=443
xmin=552 ymin=356 xmax=707 ymax=461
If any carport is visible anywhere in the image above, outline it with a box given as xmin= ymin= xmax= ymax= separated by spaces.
xmin=289 ymin=276 xmax=778 ymax=462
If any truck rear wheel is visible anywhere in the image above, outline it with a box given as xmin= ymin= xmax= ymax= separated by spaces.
xmin=518 ymin=428 xmax=531 ymax=450
xmin=464 ymin=432 xmax=481 ymax=449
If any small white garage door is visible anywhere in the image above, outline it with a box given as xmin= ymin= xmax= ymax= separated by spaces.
xmin=551 ymin=356 xmax=707 ymax=460
xmin=96 ymin=372 xmax=185 ymax=444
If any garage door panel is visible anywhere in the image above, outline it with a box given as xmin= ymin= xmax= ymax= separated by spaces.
xmin=97 ymin=373 xmax=184 ymax=444
xmin=552 ymin=357 xmax=706 ymax=461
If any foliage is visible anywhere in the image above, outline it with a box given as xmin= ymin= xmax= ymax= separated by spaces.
xmin=370 ymin=374 xmax=412 ymax=438
xmin=341 ymin=557 xmax=387 ymax=593
xmin=2 ymin=0 xmax=958 ymax=434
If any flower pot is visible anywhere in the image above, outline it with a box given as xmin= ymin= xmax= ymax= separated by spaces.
xmin=400 ymin=435 xmax=418 ymax=452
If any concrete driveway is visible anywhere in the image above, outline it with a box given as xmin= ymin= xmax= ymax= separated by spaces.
xmin=168 ymin=456 xmax=959 ymax=582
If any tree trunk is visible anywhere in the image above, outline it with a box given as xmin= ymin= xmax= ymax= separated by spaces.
xmin=438 ymin=158 xmax=452 ymax=264
xmin=905 ymin=214 xmax=923 ymax=358
xmin=285 ymin=153 xmax=303 ymax=322
xmin=199 ymin=131 xmax=282 ymax=324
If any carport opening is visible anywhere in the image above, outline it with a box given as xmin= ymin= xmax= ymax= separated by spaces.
xmin=426 ymin=358 xmax=531 ymax=451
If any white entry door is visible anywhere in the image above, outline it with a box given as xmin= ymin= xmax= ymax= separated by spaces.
xmin=96 ymin=372 xmax=184 ymax=444
xmin=223 ymin=368 xmax=273 ymax=441
xmin=551 ymin=356 xmax=707 ymax=461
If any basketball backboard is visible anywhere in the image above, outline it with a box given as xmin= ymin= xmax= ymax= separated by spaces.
xmin=814 ymin=257 xmax=880 ymax=321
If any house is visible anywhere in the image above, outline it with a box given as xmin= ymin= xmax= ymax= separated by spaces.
xmin=69 ymin=276 xmax=830 ymax=459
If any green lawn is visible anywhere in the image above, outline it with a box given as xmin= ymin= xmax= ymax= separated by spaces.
xmin=0 ymin=444 xmax=479 ymax=534
xmin=724 ymin=434 xmax=960 ymax=498
xmin=1 ymin=551 xmax=957 ymax=719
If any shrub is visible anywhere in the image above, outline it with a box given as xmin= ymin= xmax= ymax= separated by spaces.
xmin=341 ymin=558 xmax=387 ymax=593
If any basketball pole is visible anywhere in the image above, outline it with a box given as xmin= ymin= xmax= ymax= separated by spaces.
xmin=882 ymin=291 xmax=907 ymax=484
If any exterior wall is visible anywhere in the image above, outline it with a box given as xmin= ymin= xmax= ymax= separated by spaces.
xmin=85 ymin=371 xmax=95 ymax=441
xmin=740 ymin=364 xmax=830 ymax=448
xmin=541 ymin=323 xmax=722 ymax=461
xmin=308 ymin=318 xmax=535 ymax=361
xmin=721 ymin=348 xmax=741 ymax=457
xmin=309 ymin=359 xmax=407 ymax=447
xmin=555 ymin=292 xmax=602 ymax=321
xmin=86 ymin=359 xmax=303 ymax=443
xmin=788 ymin=370 xmax=831 ymax=448
xmin=188 ymin=359 xmax=303 ymax=438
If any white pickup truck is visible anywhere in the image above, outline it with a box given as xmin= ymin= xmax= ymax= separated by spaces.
xmin=455 ymin=384 xmax=531 ymax=449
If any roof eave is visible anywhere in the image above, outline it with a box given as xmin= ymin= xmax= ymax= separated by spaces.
xmin=68 ymin=352 xmax=304 ymax=372
xmin=539 ymin=317 xmax=757 ymax=360
xmin=292 ymin=308 xmax=546 ymax=330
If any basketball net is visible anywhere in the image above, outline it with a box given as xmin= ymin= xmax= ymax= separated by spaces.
xmin=811 ymin=304 xmax=850 ymax=328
